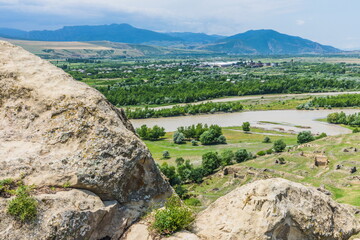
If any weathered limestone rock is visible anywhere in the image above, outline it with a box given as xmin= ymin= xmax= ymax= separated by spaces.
xmin=0 ymin=189 xmax=132 ymax=239
xmin=0 ymin=41 xmax=172 ymax=239
xmin=192 ymin=178 xmax=360 ymax=240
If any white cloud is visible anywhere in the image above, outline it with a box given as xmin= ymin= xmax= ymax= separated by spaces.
xmin=296 ymin=19 xmax=305 ymax=25
xmin=0 ymin=0 xmax=302 ymax=33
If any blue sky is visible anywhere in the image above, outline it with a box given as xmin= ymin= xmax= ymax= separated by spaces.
xmin=0 ymin=0 xmax=359 ymax=49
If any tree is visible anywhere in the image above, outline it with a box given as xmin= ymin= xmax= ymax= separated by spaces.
xmin=201 ymin=152 xmax=221 ymax=175
xmin=162 ymin=151 xmax=170 ymax=159
xmin=297 ymin=131 xmax=315 ymax=144
xmin=175 ymin=157 xmax=185 ymax=166
xmin=159 ymin=163 xmax=180 ymax=186
xmin=173 ymin=131 xmax=185 ymax=144
xmin=199 ymin=126 xmax=226 ymax=145
xmin=220 ymin=150 xmax=234 ymax=166
xmin=217 ymin=135 xmax=227 ymax=144
xmin=177 ymin=160 xmax=193 ymax=182
xmin=136 ymin=124 xmax=165 ymax=141
xmin=273 ymin=139 xmax=286 ymax=152
xmin=242 ymin=122 xmax=250 ymax=132
xmin=189 ymin=167 xmax=204 ymax=183
xmin=136 ymin=125 xmax=149 ymax=139
xmin=148 ymin=125 xmax=166 ymax=140
xmin=234 ymin=149 xmax=250 ymax=163
xmin=263 ymin=136 xmax=271 ymax=143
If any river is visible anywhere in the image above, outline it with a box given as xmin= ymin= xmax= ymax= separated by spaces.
xmin=130 ymin=109 xmax=360 ymax=135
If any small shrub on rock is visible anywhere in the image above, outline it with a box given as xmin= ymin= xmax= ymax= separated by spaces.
xmin=7 ymin=186 xmax=37 ymax=222
xmin=153 ymin=196 xmax=194 ymax=235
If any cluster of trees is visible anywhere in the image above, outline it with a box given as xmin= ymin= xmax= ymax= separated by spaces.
xmin=136 ymin=125 xmax=165 ymax=140
xmin=327 ymin=112 xmax=360 ymax=126
xmin=98 ymin=76 xmax=360 ymax=106
xmin=174 ymin=124 xmax=226 ymax=145
xmin=159 ymin=149 xmax=254 ymax=187
xmin=125 ymin=101 xmax=244 ymax=119
xmin=297 ymin=131 xmax=327 ymax=144
xmin=310 ymin=94 xmax=360 ymax=108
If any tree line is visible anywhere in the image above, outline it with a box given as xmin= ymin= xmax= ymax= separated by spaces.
xmin=327 ymin=112 xmax=360 ymax=126
xmin=98 ymin=76 xmax=360 ymax=106
xmin=125 ymin=101 xmax=244 ymax=119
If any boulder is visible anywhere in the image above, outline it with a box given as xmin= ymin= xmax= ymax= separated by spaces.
xmin=192 ymin=178 xmax=360 ymax=240
xmin=0 ymin=41 xmax=172 ymax=239
xmin=0 ymin=189 xmax=132 ymax=239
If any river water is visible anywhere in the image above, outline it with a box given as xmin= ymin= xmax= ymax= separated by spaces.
xmin=130 ymin=109 xmax=360 ymax=135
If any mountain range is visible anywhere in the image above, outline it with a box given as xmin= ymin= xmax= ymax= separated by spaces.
xmin=0 ymin=24 xmax=341 ymax=55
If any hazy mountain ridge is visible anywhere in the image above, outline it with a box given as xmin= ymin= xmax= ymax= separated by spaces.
xmin=202 ymin=29 xmax=341 ymax=54
xmin=0 ymin=24 xmax=341 ymax=55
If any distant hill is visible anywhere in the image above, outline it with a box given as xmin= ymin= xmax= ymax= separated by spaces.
xmin=0 ymin=25 xmax=342 ymax=55
xmin=201 ymin=29 xmax=341 ymax=54
xmin=0 ymin=28 xmax=28 ymax=39
xmin=166 ymin=32 xmax=225 ymax=43
xmin=2 ymin=38 xmax=210 ymax=59
xmin=1 ymin=24 xmax=180 ymax=44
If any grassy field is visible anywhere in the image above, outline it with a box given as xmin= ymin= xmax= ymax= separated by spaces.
xmin=145 ymin=126 xmax=297 ymax=166
xmin=181 ymin=132 xmax=360 ymax=213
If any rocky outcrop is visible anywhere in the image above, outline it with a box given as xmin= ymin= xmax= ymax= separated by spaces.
xmin=192 ymin=178 xmax=360 ymax=240
xmin=121 ymin=178 xmax=360 ymax=240
xmin=0 ymin=41 xmax=172 ymax=239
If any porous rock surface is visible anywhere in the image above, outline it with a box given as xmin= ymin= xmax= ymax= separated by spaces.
xmin=193 ymin=178 xmax=360 ymax=240
xmin=0 ymin=41 xmax=172 ymax=239
xmin=122 ymin=178 xmax=360 ymax=240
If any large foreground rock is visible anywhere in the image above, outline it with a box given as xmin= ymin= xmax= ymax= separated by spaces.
xmin=122 ymin=178 xmax=360 ymax=240
xmin=193 ymin=178 xmax=360 ymax=240
xmin=0 ymin=41 xmax=172 ymax=239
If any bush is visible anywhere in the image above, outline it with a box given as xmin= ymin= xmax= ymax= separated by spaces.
xmin=297 ymin=131 xmax=315 ymax=144
xmin=191 ymin=140 xmax=198 ymax=146
xmin=273 ymin=139 xmax=286 ymax=152
xmin=242 ymin=122 xmax=250 ymax=132
xmin=159 ymin=163 xmax=180 ymax=186
xmin=162 ymin=151 xmax=171 ymax=159
xmin=202 ymin=152 xmax=221 ymax=175
xmin=7 ymin=186 xmax=37 ymax=222
xmin=136 ymin=125 xmax=166 ymax=141
xmin=199 ymin=125 xmax=226 ymax=145
xmin=153 ymin=196 xmax=194 ymax=235
xmin=234 ymin=149 xmax=250 ymax=163
xmin=189 ymin=167 xmax=204 ymax=183
xmin=220 ymin=150 xmax=234 ymax=166
xmin=315 ymin=132 xmax=327 ymax=139
xmin=257 ymin=150 xmax=266 ymax=156
xmin=266 ymin=149 xmax=273 ymax=154
xmin=217 ymin=135 xmax=227 ymax=144
xmin=184 ymin=198 xmax=201 ymax=206
xmin=173 ymin=131 xmax=185 ymax=144
xmin=262 ymin=136 xmax=271 ymax=143
xmin=173 ymin=185 xmax=188 ymax=199
xmin=175 ymin=157 xmax=185 ymax=166
xmin=353 ymin=128 xmax=360 ymax=133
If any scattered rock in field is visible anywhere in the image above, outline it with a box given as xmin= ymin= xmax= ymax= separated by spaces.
xmin=314 ymin=155 xmax=329 ymax=167
xmin=351 ymin=167 xmax=357 ymax=174
xmin=343 ymin=147 xmax=358 ymax=153
xmin=275 ymin=157 xmax=286 ymax=164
